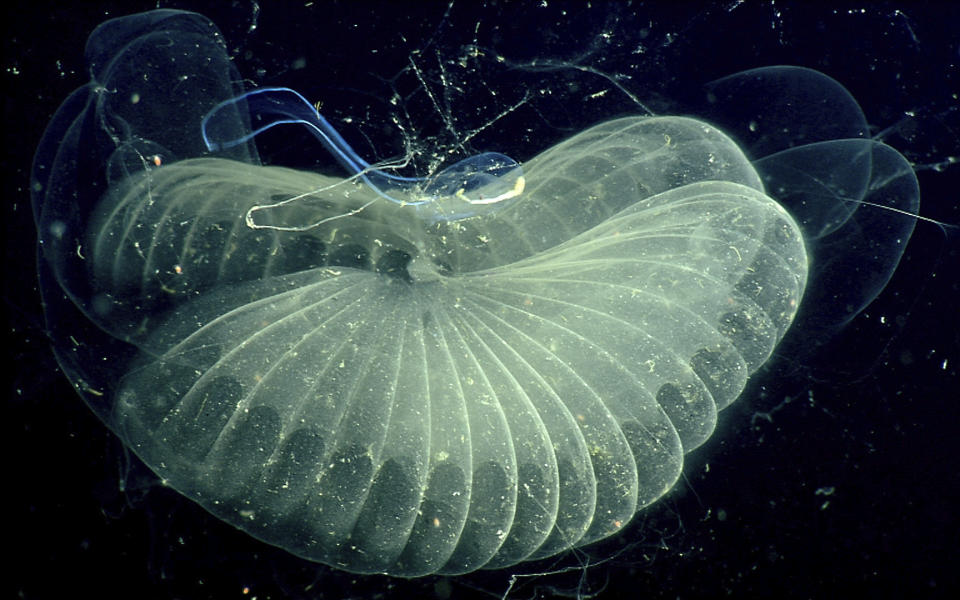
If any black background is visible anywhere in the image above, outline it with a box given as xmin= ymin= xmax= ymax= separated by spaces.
xmin=6 ymin=1 xmax=959 ymax=598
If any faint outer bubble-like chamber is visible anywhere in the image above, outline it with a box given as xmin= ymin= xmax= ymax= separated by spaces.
xmin=30 ymin=9 xmax=918 ymax=577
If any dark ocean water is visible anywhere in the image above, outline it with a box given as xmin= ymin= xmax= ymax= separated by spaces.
xmin=6 ymin=1 xmax=958 ymax=598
